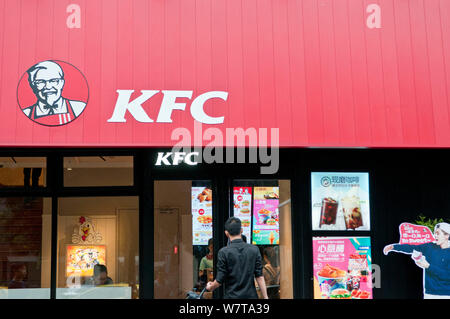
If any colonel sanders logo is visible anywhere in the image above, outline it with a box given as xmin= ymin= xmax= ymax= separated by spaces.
xmin=17 ymin=60 xmax=89 ymax=126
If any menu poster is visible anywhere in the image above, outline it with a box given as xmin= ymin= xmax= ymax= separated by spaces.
xmin=192 ymin=186 xmax=213 ymax=245
xmin=233 ymin=187 xmax=252 ymax=241
xmin=311 ymin=172 xmax=371 ymax=231
xmin=313 ymin=237 xmax=373 ymax=300
xmin=252 ymin=187 xmax=279 ymax=245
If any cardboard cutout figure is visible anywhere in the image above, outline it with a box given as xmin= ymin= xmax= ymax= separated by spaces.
xmin=384 ymin=222 xmax=450 ymax=299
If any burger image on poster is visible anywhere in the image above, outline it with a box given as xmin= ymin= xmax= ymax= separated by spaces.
xmin=22 ymin=61 xmax=87 ymax=126
xmin=315 ymin=187 xmax=341 ymax=230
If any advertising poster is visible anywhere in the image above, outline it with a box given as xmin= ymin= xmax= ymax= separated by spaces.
xmin=383 ymin=222 xmax=450 ymax=298
xmin=313 ymin=237 xmax=373 ymax=299
xmin=252 ymin=187 xmax=279 ymax=245
xmin=192 ymin=187 xmax=213 ymax=245
xmin=233 ymin=187 xmax=252 ymax=241
xmin=311 ymin=172 xmax=370 ymax=231
xmin=66 ymin=245 xmax=106 ymax=277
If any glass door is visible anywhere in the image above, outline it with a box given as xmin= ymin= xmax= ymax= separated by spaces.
xmin=153 ymin=180 xmax=214 ymax=299
xmin=231 ymin=179 xmax=293 ymax=299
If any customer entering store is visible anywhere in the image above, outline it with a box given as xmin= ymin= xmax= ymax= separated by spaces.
xmin=206 ymin=217 xmax=268 ymax=299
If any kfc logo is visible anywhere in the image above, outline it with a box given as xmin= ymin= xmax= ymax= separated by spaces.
xmin=17 ymin=60 xmax=89 ymax=126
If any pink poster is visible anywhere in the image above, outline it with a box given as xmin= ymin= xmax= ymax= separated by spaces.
xmin=399 ymin=223 xmax=435 ymax=245
xmin=313 ymin=237 xmax=373 ymax=299
xmin=233 ymin=187 xmax=252 ymax=241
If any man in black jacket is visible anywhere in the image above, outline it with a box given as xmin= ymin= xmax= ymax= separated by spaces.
xmin=206 ymin=217 xmax=268 ymax=299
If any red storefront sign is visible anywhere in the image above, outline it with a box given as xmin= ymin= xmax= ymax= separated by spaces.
xmin=1 ymin=0 xmax=450 ymax=147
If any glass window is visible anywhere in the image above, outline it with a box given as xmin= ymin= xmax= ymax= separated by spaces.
xmin=64 ymin=156 xmax=133 ymax=187
xmin=154 ymin=180 xmax=213 ymax=299
xmin=0 ymin=157 xmax=46 ymax=187
xmin=232 ymin=180 xmax=293 ymax=299
xmin=56 ymin=197 xmax=139 ymax=299
xmin=0 ymin=197 xmax=51 ymax=299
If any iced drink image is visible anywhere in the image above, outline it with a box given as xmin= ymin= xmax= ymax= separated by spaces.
xmin=341 ymin=194 xmax=363 ymax=230
xmin=411 ymin=250 xmax=425 ymax=263
xmin=319 ymin=197 xmax=338 ymax=227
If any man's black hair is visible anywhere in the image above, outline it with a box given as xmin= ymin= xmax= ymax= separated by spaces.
xmin=94 ymin=264 xmax=108 ymax=276
xmin=225 ymin=217 xmax=242 ymax=236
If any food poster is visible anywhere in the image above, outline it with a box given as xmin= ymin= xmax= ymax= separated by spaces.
xmin=66 ymin=245 xmax=106 ymax=277
xmin=192 ymin=186 xmax=213 ymax=245
xmin=313 ymin=237 xmax=373 ymax=299
xmin=252 ymin=187 xmax=279 ymax=245
xmin=311 ymin=172 xmax=371 ymax=231
xmin=233 ymin=187 xmax=252 ymax=241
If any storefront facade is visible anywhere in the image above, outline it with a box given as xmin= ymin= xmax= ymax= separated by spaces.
xmin=0 ymin=0 xmax=450 ymax=300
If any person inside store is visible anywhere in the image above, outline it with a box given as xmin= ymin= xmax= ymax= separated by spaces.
xmin=23 ymin=167 xmax=42 ymax=188
xmin=86 ymin=264 xmax=114 ymax=286
xmin=261 ymin=246 xmax=280 ymax=299
xmin=198 ymin=238 xmax=214 ymax=286
xmin=384 ymin=222 xmax=450 ymax=299
xmin=8 ymin=263 xmax=28 ymax=289
xmin=206 ymin=217 xmax=268 ymax=299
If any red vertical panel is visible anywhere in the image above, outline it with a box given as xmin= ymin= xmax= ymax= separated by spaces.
xmin=241 ymin=0 xmax=260 ymax=139
xmin=272 ymin=1 xmax=293 ymax=146
xmin=1 ymin=0 xmax=21 ymax=145
xmin=131 ymin=0 xmax=150 ymax=145
xmin=349 ymin=0 xmax=374 ymax=145
xmin=65 ymin=0 xmax=85 ymax=145
xmin=30 ymin=0 xmax=54 ymax=145
xmin=361 ymin=1 xmax=385 ymax=146
xmin=16 ymin=0 xmax=38 ymax=144
xmin=438 ymin=0 xmax=450 ymax=146
xmin=392 ymin=0 xmax=419 ymax=145
xmin=424 ymin=0 xmax=450 ymax=145
xmin=226 ymin=0 xmax=245 ymax=133
xmin=147 ymin=0 xmax=164 ymax=146
xmin=195 ymin=0 xmax=213 ymax=147
xmin=287 ymin=0 xmax=309 ymax=145
xmin=332 ymin=0 xmax=356 ymax=145
xmin=0 ymin=0 xmax=5 ymax=142
xmin=164 ymin=0 xmax=181 ymax=146
xmin=256 ymin=0 xmax=275 ymax=133
xmin=211 ymin=0 xmax=229 ymax=136
xmin=180 ymin=0 xmax=196 ymax=140
xmin=164 ymin=0 xmax=179 ymax=145
xmin=115 ymin=0 xmax=133 ymax=146
xmin=317 ymin=0 xmax=340 ymax=145
xmin=378 ymin=0 xmax=403 ymax=145
xmin=407 ymin=0 xmax=435 ymax=145
xmin=303 ymin=0 xmax=324 ymax=145
xmin=83 ymin=0 xmax=102 ymax=145
xmin=49 ymin=0 xmax=70 ymax=145
xmin=99 ymin=0 xmax=118 ymax=145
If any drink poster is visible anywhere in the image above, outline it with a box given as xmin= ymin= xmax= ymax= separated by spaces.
xmin=252 ymin=187 xmax=279 ymax=245
xmin=192 ymin=186 xmax=213 ymax=245
xmin=233 ymin=187 xmax=252 ymax=241
xmin=313 ymin=237 xmax=373 ymax=299
xmin=311 ymin=172 xmax=370 ymax=231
